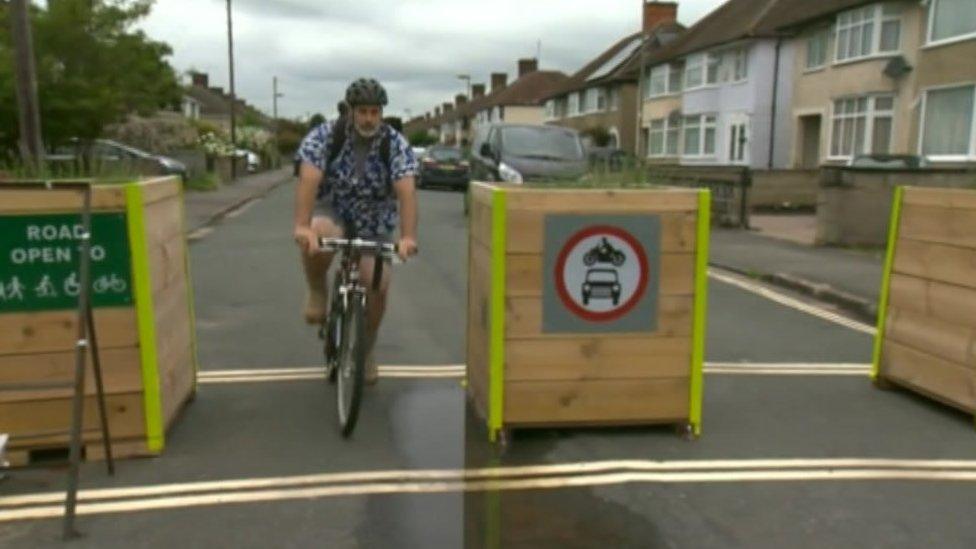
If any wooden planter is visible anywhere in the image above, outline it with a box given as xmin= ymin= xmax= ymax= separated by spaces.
xmin=0 ymin=177 xmax=198 ymax=464
xmin=466 ymin=182 xmax=710 ymax=442
xmin=873 ymin=187 xmax=976 ymax=418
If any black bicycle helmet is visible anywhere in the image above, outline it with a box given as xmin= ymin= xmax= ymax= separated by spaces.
xmin=345 ymin=78 xmax=388 ymax=107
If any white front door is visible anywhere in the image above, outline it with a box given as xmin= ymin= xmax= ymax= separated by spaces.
xmin=728 ymin=114 xmax=750 ymax=165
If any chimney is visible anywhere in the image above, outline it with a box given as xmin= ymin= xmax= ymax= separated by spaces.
xmin=190 ymin=71 xmax=209 ymax=88
xmin=472 ymin=84 xmax=486 ymax=99
xmin=518 ymin=58 xmax=538 ymax=77
xmin=642 ymin=1 xmax=678 ymax=33
xmin=443 ymin=102 xmax=454 ymax=113
xmin=455 ymin=94 xmax=468 ymax=107
xmin=491 ymin=72 xmax=508 ymax=92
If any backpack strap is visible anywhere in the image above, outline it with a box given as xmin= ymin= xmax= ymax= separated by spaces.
xmin=325 ymin=120 xmax=394 ymax=193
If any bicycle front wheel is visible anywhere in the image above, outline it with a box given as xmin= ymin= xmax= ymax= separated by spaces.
xmin=336 ymin=292 xmax=367 ymax=437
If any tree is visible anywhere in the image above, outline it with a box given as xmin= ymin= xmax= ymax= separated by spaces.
xmin=408 ymin=131 xmax=437 ymax=147
xmin=0 ymin=0 xmax=181 ymax=153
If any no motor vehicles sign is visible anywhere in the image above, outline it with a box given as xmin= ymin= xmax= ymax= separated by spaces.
xmin=543 ymin=214 xmax=661 ymax=334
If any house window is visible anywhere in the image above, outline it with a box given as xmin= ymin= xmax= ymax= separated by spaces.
xmin=921 ymin=85 xmax=976 ymax=159
xmin=927 ymin=0 xmax=976 ymax=45
xmin=706 ymin=53 xmax=721 ymax=84
xmin=649 ymin=65 xmax=668 ymax=97
xmin=835 ymin=3 xmax=901 ymax=63
xmin=568 ymin=92 xmax=580 ymax=116
xmin=596 ymin=88 xmax=608 ymax=111
xmin=728 ymin=116 xmax=750 ymax=164
xmin=731 ymin=48 xmax=748 ymax=82
xmin=545 ymin=100 xmax=556 ymax=120
xmin=806 ymin=28 xmax=829 ymax=69
xmin=684 ymin=54 xmax=704 ymax=90
xmin=648 ymin=118 xmax=680 ymax=157
xmin=668 ymin=64 xmax=683 ymax=94
xmin=682 ymin=114 xmax=717 ymax=157
xmin=609 ymin=88 xmax=620 ymax=111
xmin=829 ymin=95 xmax=895 ymax=158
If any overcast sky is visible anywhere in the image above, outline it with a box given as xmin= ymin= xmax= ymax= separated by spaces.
xmin=139 ymin=0 xmax=725 ymax=121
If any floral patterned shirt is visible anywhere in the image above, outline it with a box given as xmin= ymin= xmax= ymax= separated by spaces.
xmin=298 ymin=120 xmax=417 ymax=237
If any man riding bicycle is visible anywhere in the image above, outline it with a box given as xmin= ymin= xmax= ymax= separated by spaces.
xmin=293 ymin=78 xmax=419 ymax=384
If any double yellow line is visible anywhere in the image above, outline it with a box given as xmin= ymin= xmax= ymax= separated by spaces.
xmin=3 ymin=458 xmax=975 ymax=522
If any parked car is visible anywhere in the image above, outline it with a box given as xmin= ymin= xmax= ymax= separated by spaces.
xmin=50 ymin=138 xmax=188 ymax=181
xmin=470 ymin=124 xmax=587 ymax=185
xmin=418 ymin=146 xmax=470 ymax=190
xmin=847 ymin=154 xmax=929 ymax=170
xmin=237 ymin=149 xmax=261 ymax=173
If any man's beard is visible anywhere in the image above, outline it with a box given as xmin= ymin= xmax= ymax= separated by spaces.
xmin=355 ymin=123 xmax=379 ymax=139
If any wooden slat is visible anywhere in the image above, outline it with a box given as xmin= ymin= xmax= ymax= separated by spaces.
xmin=889 ymin=273 xmax=976 ymax=330
xmin=507 ymin=335 xmax=691 ymax=381
xmin=148 ymin=234 xmax=188 ymax=297
xmin=899 ymin=203 xmax=976 ymax=250
xmin=505 ymin=252 xmax=695 ymax=298
xmin=466 ymin=237 xmax=491 ymax=411
xmin=0 ymin=307 xmax=138 ymax=355
xmin=504 ymin=188 xmax=698 ymax=212
xmin=2 ymin=391 xmax=146 ymax=445
xmin=903 ymin=187 xmax=976 ymax=210
xmin=506 ymin=209 xmax=696 ymax=255
xmin=470 ymin=199 xmax=494 ymax=249
xmin=506 ymin=295 xmax=693 ymax=339
xmin=139 ymin=178 xmax=181 ymax=206
xmin=469 ymin=182 xmax=496 ymax=207
xmin=882 ymin=340 xmax=976 ymax=413
xmin=0 ymin=347 xmax=142 ymax=403
xmin=504 ymin=378 xmax=689 ymax=424
xmin=142 ymin=194 xmax=185 ymax=246
xmin=0 ymin=186 xmax=127 ymax=214
xmin=885 ymin=307 xmax=975 ymax=367
xmin=893 ymin=238 xmax=976 ymax=290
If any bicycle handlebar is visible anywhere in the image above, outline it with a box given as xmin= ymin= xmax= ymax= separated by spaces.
xmin=318 ymin=237 xmax=398 ymax=256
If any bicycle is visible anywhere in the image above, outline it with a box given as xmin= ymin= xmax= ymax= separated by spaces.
xmin=317 ymin=236 xmax=398 ymax=437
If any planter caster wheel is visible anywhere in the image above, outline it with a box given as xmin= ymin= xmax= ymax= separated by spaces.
xmin=676 ymin=423 xmax=698 ymax=441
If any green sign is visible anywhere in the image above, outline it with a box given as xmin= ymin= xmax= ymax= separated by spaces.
xmin=0 ymin=213 xmax=133 ymax=313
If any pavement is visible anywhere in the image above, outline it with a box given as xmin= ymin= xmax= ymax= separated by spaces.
xmin=183 ymin=167 xmax=293 ymax=233
xmin=710 ymin=224 xmax=884 ymax=323
xmin=2 ymin=184 xmax=975 ymax=548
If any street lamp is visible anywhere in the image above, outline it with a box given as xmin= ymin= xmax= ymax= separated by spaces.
xmin=226 ymin=0 xmax=238 ymax=181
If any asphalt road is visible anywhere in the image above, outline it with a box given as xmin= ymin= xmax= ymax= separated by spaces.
xmin=2 ymin=184 xmax=975 ymax=548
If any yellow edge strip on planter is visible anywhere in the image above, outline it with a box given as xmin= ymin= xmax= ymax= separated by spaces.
xmin=489 ymin=187 xmax=507 ymax=442
xmin=871 ymin=186 xmax=904 ymax=381
xmin=125 ymin=183 xmax=165 ymax=452
xmin=689 ymin=189 xmax=711 ymax=436
xmin=178 ymin=184 xmax=201 ymax=391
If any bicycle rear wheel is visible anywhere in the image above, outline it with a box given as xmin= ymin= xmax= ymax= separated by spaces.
xmin=336 ymin=292 xmax=367 ymax=437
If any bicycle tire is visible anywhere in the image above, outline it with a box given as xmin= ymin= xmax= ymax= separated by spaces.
xmin=336 ymin=292 xmax=367 ymax=437
xmin=323 ymin=276 xmax=343 ymax=384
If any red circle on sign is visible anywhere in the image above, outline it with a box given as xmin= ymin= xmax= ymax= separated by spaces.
xmin=554 ymin=225 xmax=649 ymax=322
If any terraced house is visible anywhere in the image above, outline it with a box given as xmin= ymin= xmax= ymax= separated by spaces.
xmin=639 ymin=0 xmax=797 ymax=168
xmin=542 ymin=1 xmax=683 ymax=154
xmin=772 ymin=0 xmax=976 ymax=167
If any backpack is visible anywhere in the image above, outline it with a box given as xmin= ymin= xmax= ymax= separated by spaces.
xmin=325 ymin=117 xmax=392 ymax=189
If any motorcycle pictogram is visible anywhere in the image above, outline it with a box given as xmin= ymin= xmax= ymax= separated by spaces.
xmin=582 ymin=237 xmax=626 ymax=267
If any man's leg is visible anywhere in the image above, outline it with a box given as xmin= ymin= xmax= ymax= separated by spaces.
xmin=357 ymin=254 xmax=391 ymax=384
xmin=301 ymin=216 xmax=343 ymax=323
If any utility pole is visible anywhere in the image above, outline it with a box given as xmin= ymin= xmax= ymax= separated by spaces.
xmin=273 ymin=76 xmax=283 ymax=167
xmin=226 ymin=0 xmax=237 ymax=181
xmin=10 ymin=0 xmax=44 ymax=168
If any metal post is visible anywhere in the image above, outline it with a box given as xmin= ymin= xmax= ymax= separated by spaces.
xmin=273 ymin=76 xmax=282 ymax=167
xmin=63 ymin=186 xmax=94 ymax=540
xmin=226 ymin=0 xmax=237 ymax=181
xmin=87 ymin=302 xmax=114 ymax=475
xmin=9 ymin=0 xmax=44 ymax=167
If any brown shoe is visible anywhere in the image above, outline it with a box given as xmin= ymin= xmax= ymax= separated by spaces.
xmin=364 ymin=355 xmax=379 ymax=386
xmin=304 ymin=288 xmax=328 ymax=324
